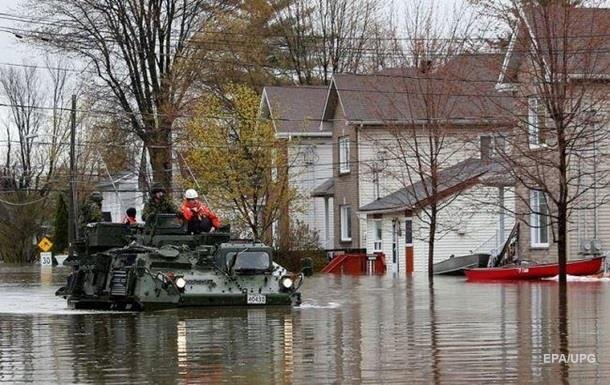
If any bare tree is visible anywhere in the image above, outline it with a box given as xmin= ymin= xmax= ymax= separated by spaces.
xmin=488 ymin=3 xmax=610 ymax=283
xmin=0 ymin=61 xmax=80 ymax=262
xmin=366 ymin=0 xmax=496 ymax=279
xmin=0 ymin=66 xmax=45 ymax=191
xmin=25 ymin=0 xmax=233 ymax=189
xmin=271 ymin=0 xmax=386 ymax=84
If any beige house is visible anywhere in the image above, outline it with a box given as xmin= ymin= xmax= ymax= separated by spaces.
xmin=496 ymin=6 xmax=610 ymax=262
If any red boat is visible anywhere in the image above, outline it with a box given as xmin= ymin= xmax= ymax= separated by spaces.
xmin=465 ymin=256 xmax=605 ymax=281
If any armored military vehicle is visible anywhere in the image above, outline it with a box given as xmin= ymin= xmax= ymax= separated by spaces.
xmin=56 ymin=214 xmax=307 ymax=310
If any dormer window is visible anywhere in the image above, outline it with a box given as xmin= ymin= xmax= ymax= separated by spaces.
xmin=528 ymin=97 xmax=546 ymax=148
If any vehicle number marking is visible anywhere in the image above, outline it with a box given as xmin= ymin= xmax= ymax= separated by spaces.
xmin=247 ymin=294 xmax=266 ymax=305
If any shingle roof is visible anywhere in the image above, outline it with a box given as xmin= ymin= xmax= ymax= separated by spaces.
xmin=325 ymin=54 xmax=513 ymax=124
xmin=262 ymin=85 xmax=329 ymax=135
xmin=358 ymin=158 xmax=510 ymax=214
xmin=311 ymin=177 xmax=334 ymax=197
xmin=501 ymin=7 xmax=610 ymax=83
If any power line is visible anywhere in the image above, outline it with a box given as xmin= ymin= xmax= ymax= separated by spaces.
xmin=1 ymin=119 xmax=608 ymax=151
xmin=2 ymin=14 xmax=610 ymax=60
xmin=0 ymin=28 xmax=607 ymax=89
xmin=3 ymin=9 xmax=610 ymax=43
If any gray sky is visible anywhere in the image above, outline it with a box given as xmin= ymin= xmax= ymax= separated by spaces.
xmin=0 ymin=0 xmax=608 ymax=142
xmin=0 ymin=0 xmax=35 ymax=68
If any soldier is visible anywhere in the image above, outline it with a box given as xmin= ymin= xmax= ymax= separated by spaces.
xmin=80 ymin=191 xmax=104 ymax=225
xmin=142 ymin=183 xmax=178 ymax=222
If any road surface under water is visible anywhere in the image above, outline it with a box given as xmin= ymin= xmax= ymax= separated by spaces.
xmin=1 ymin=265 xmax=609 ymax=384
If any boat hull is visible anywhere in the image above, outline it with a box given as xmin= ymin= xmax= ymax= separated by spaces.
xmin=433 ymin=253 xmax=490 ymax=275
xmin=465 ymin=256 xmax=605 ymax=281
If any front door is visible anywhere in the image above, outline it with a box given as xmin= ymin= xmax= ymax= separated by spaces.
xmin=392 ymin=219 xmax=399 ymax=273
xmin=405 ymin=218 xmax=414 ymax=273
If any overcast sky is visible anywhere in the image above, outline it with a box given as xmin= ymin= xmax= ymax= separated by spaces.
xmin=0 ymin=0 xmax=32 ymax=67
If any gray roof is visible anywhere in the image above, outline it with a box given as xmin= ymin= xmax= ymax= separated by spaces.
xmin=262 ymin=85 xmax=329 ymax=135
xmin=324 ymin=54 xmax=513 ymax=125
xmin=359 ymin=158 xmax=510 ymax=214
xmin=311 ymin=178 xmax=334 ymax=197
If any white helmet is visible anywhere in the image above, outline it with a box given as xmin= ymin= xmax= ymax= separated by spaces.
xmin=185 ymin=189 xmax=198 ymax=199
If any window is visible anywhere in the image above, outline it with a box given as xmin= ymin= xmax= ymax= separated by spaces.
xmin=271 ymin=148 xmax=278 ymax=182
xmin=303 ymin=145 xmax=317 ymax=166
xmin=405 ymin=218 xmax=413 ymax=245
xmin=480 ymin=136 xmax=492 ymax=159
xmin=340 ymin=205 xmax=352 ymax=241
xmin=495 ymin=135 xmax=506 ymax=154
xmin=528 ymin=97 xmax=546 ymax=147
xmin=481 ymin=135 xmax=507 ymax=159
xmin=339 ymin=137 xmax=350 ymax=174
xmin=371 ymin=151 xmax=386 ymax=200
xmin=530 ymin=189 xmax=549 ymax=247
xmin=227 ymin=251 xmax=272 ymax=273
xmin=373 ymin=171 xmax=381 ymax=200
xmin=373 ymin=220 xmax=383 ymax=251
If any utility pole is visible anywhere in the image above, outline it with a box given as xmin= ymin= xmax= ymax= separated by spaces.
xmin=68 ymin=95 xmax=77 ymax=256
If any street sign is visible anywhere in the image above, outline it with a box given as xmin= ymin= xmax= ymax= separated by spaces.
xmin=37 ymin=237 xmax=53 ymax=252
xmin=40 ymin=251 xmax=53 ymax=266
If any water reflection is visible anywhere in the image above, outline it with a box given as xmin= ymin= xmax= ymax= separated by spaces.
xmin=559 ymin=283 xmax=569 ymax=385
xmin=1 ymin=266 xmax=610 ymax=384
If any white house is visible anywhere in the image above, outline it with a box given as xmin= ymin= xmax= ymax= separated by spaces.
xmin=260 ymin=85 xmax=334 ymax=248
xmin=359 ymin=158 xmax=515 ymax=274
xmin=96 ymin=171 xmax=145 ymax=223
xmin=315 ymin=53 xmax=517 ymax=273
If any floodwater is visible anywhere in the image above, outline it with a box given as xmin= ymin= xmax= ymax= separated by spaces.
xmin=1 ymin=266 xmax=610 ymax=384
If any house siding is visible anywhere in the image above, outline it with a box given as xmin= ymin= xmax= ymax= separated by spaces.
xmin=511 ymin=80 xmax=610 ymax=262
xmin=356 ymin=127 xmax=488 ymax=254
xmin=357 ymin=127 xmax=484 ymax=208
xmin=99 ymin=176 xmax=144 ymax=223
xmin=287 ymin=137 xmax=334 ymax=248
xmin=568 ymin=92 xmax=610 ymax=259
xmin=332 ymin=102 xmax=361 ymax=249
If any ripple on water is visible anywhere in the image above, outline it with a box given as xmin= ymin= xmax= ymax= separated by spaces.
xmin=1 ymin=267 xmax=610 ymax=384
xmin=297 ymin=301 xmax=341 ymax=309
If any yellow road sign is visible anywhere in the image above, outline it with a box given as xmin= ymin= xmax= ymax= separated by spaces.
xmin=38 ymin=237 xmax=53 ymax=252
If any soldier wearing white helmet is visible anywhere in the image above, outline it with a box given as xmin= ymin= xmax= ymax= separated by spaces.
xmin=180 ymin=189 xmax=221 ymax=234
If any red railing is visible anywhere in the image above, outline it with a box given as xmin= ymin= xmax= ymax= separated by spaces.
xmin=321 ymin=252 xmax=386 ymax=275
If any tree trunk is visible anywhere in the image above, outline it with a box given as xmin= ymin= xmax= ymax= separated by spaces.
xmin=557 ymin=202 xmax=568 ymax=284
xmin=428 ymin=205 xmax=437 ymax=279
xmin=557 ymin=123 xmax=568 ymax=284
xmin=146 ymin=128 xmax=173 ymax=191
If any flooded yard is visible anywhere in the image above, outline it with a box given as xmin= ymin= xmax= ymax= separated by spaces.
xmin=1 ymin=265 xmax=609 ymax=384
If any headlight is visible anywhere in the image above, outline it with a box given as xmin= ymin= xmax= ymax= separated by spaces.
xmin=280 ymin=276 xmax=293 ymax=290
xmin=175 ymin=277 xmax=186 ymax=289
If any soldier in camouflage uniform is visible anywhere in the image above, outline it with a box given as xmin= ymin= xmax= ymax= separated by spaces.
xmin=142 ymin=183 xmax=178 ymax=222
xmin=80 ymin=191 xmax=104 ymax=225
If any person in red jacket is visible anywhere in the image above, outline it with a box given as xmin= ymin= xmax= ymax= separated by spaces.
xmin=180 ymin=189 xmax=221 ymax=233
xmin=122 ymin=207 xmax=138 ymax=225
